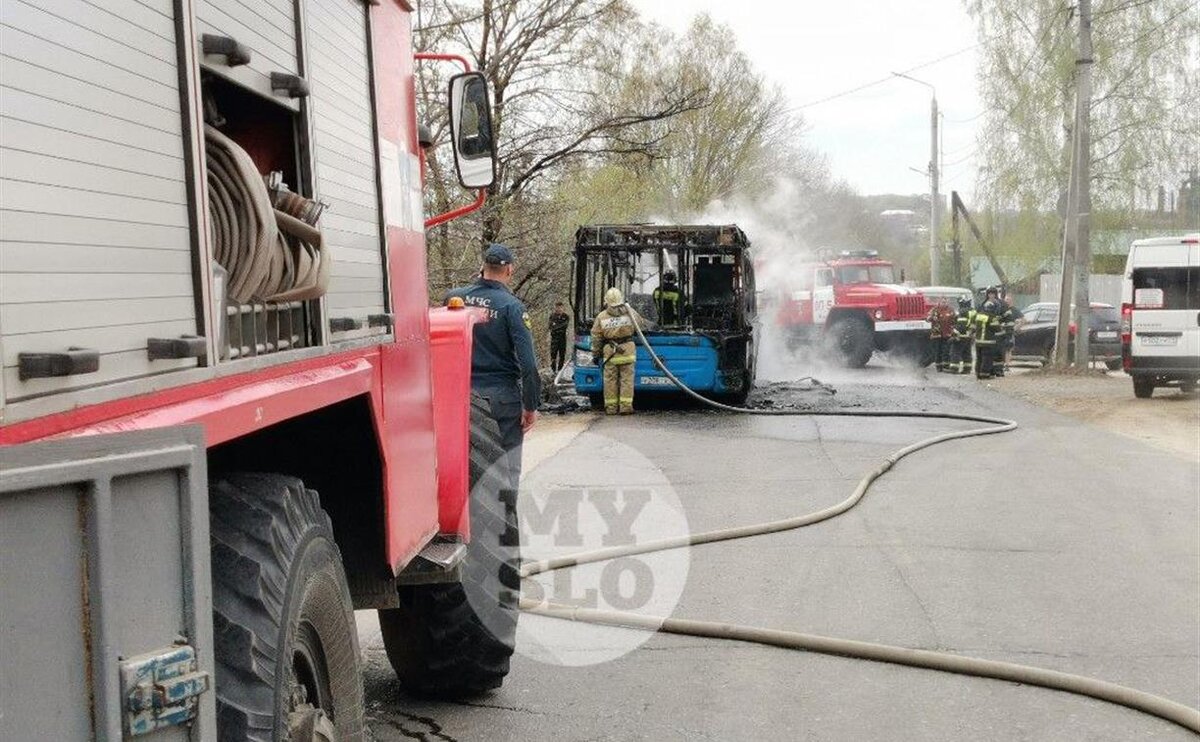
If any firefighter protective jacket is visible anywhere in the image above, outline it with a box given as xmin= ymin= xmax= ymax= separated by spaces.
xmin=927 ymin=304 xmax=956 ymax=338
xmin=998 ymin=304 xmax=1021 ymax=338
xmin=653 ymin=283 xmax=681 ymax=325
xmin=971 ymin=306 xmax=1003 ymax=344
xmin=954 ymin=309 xmax=973 ymax=339
xmin=591 ymin=305 xmax=645 ymax=365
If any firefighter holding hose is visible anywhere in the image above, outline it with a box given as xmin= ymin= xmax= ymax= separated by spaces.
xmin=591 ymin=288 xmax=647 ymax=415
xmin=654 ymin=270 xmax=682 ymax=326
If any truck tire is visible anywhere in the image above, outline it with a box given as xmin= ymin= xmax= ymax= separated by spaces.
xmin=823 ymin=316 xmax=873 ymax=368
xmin=1132 ymin=376 xmax=1155 ymax=398
xmin=379 ymin=395 xmax=518 ymax=697
xmin=209 ymin=474 xmax=364 ymax=742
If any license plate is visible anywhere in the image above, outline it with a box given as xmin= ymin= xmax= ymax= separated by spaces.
xmin=1096 ymin=331 xmax=1117 ymax=340
xmin=1141 ymin=335 xmax=1178 ymax=346
xmin=640 ymin=376 xmax=673 ymax=386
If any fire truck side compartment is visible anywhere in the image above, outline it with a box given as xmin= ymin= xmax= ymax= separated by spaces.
xmin=304 ymin=0 xmax=388 ymax=337
xmin=1 ymin=0 xmax=391 ymax=419
xmin=0 ymin=0 xmax=202 ymax=403
xmin=196 ymin=0 xmax=301 ymax=108
xmin=0 ymin=426 xmax=216 ymax=741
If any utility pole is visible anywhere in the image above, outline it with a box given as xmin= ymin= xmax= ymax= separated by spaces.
xmin=930 ymin=95 xmax=940 ymax=285
xmin=951 ymin=191 xmax=963 ymax=286
xmin=893 ymin=72 xmax=940 ymax=284
xmin=1053 ymin=102 xmax=1077 ymax=368
xmin=1071 ymin=0 xmax=1094 ymax=367
xmin=1054 ymin=1 xmax=1094 ymax=368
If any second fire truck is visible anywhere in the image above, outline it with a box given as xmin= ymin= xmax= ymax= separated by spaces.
xmin=772 ymin=250 xmax=931 ymax=367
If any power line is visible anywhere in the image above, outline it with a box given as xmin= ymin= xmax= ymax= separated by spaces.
xmin=945 ymin=110 xmax=987 ymax=123
xmin=943 ymin=149 xmax=979 ymax=169
xmin=785 ymin=44 xmax=980 ymax=112
xmin=941 ymin=140 xmax=977 ymax=158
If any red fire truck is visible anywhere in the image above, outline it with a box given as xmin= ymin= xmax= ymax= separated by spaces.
xmin=773 ymin=250 xmax=931 ymax=367
xmin=0 ymin=2 xmax=508 ymax=740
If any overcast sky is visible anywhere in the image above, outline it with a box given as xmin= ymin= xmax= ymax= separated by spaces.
xmin=627 ymin=0 xmax=983 ymax=198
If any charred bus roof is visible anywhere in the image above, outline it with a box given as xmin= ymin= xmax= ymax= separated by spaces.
xmin=575 ymin=224 xmax=750 ymax=250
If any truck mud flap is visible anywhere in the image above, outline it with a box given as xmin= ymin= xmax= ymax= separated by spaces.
xmin=0 ymin=427 xmax=216 ymax=741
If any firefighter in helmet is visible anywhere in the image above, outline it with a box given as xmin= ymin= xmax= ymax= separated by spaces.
xmin=654 ymin=269 xmax=682 ymax=326
xmin=591 ymin=287 xmax=647 ymax=414
xmin=973 ymin=287 xmax=1004 ymax=378
xmin=951 ymin=296 xmax=974 ymax=374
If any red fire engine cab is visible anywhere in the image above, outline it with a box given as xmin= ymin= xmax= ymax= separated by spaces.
xmin=0 ymin=2 xmax=511 ymax=740
xmin=774 ymin=250 xmax=931 ymax=367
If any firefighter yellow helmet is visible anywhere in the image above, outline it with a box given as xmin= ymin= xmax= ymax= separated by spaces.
xmin=604 ymin=287 xmax=624 ymax=307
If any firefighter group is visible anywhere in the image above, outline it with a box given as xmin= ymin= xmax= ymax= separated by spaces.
xmin=927 ymin=287 xmax=1021 ymax=379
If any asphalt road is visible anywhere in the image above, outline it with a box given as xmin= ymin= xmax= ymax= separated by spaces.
xmin=358 ymin=365 xmax=1200 ymax=741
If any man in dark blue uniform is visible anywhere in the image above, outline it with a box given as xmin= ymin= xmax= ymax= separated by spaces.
xmin=445 ymin=243 xmax=540 ymax=486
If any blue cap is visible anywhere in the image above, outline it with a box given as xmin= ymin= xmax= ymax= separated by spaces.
xmin=483 ymin=243 xmax=514 ymax=265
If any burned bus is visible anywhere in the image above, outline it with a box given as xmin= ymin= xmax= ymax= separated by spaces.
xmin=572 ymin=224 xmax=759 ymax=404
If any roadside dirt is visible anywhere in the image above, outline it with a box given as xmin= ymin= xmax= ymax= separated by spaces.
xmin=988 ymin=369 xmax=1200 ymax=460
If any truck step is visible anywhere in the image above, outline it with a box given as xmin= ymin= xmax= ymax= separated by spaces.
xmin=396 ymin=539 xmax=467 ymax=586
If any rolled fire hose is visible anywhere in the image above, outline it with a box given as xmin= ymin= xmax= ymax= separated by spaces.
xmin=204 ymin=125 xmax=329 ymax=304
xmin=520 ymin=305 xmax=1200 ymax=735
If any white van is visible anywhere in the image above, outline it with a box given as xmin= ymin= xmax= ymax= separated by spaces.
xmin=1120 ymin=234 xmax=1200 ymax=398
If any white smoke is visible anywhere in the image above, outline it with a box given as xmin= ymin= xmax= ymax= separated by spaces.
xmin=651 ymin=178 xmax=838 ymax=383
xmin=649 ymin=178 xmax=931 ymax=386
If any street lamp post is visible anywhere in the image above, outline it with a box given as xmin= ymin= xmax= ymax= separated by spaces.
xmin=893 ymin=72 xmax=940 ymax=285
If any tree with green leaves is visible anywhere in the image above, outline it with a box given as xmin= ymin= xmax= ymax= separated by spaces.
xmin=967 ymin=0 xmax=1199 ymax=216
xmin=416 ymin=0 xmax=704 ymax=271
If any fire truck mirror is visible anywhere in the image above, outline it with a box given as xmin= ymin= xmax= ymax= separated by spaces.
xmin=448 ymin=72 xmax=496 ymax=189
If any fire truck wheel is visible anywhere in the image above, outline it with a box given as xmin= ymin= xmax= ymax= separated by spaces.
xmin=209 ymin=474 xmax=364 ymax=742
xmin=378 ymin=394 xmax=518 ymax=697
xmin=824 ymin=316 xmax=873 ymax=368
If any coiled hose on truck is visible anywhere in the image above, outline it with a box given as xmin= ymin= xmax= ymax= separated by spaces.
xmin=519 ymin=306 xmax=1200 ymax=735
xmin=204 ymin=125 xmax=329 ymax=304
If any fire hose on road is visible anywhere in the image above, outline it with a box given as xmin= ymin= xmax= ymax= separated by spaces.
xmin=519 ymin=306 xmax=1200 ymax=735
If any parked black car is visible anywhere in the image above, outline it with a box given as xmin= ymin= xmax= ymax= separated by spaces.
xmin=1012 ymin=302 xmax=1122 ymax=369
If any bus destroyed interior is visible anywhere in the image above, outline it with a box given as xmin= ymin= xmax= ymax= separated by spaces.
xmin=573 ymin=224 xmax=758 ymax=403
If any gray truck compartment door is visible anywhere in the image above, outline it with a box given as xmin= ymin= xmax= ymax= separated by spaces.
xmin=0 ymin=426 xmax=215 ymax=741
